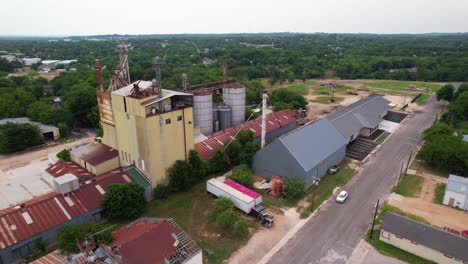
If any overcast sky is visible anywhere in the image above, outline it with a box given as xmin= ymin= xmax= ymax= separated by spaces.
xmin=2 ymin=0 xmax=467 ymax=36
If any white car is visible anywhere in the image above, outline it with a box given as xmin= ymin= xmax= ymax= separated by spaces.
xmin=336 ymin=190 xmax=348 ymax=203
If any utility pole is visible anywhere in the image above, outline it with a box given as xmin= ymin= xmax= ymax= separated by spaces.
xmin=399 ymin=162 xmax=405 ymax=183
xmin=261 ymin=90 xmax=268 ymax=149
xmin=369 ymin=199 xmax=380 ymax=239
xmin=311 ymin=175 xmax=320 ymax=212
xmin=405 ymin=151 xmax=413 ymax=175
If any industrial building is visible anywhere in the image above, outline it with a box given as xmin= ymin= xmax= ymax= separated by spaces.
xmin=70 ymin=142 xmax=120 ymax=176
xmin=253 ymin=118 xmax=346 ymax=187
xmin=380 ymin=212 xmax=468 ymax=263
xmin=326 ymin=94 xmax=390 ymax=143
xmin=0 ymin=117 xmax=60 ymax=141
xmin=443 ymin=174 xmax=468 ymax=211
xmin=0 ymin=168 xmax=148 ymax=264
xmin=31 ymin=218 xmax=202 ymax=264
xmin=195 ymin=109 xmax=297 ymax=160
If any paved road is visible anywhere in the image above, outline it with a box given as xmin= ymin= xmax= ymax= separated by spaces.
xmin=268 ymin=96 xmax=445 ymax=264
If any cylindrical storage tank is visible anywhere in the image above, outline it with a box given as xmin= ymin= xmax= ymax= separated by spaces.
xmin=213 ymin=108 xmax=219 ymax=132
xmin=218 ymin=106 xmax=232 ymax=130
xmin=223 ymin=84 xmax=246 ymax=126
xmin=193 ymin=91 xmax=213 ymax=135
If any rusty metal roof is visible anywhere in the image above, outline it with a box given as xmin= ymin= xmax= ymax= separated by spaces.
xmin=0 ymin=168 xmax=132 ymax=250
xmin=31 ymin=250 xmax=87 ymax=264
xmin=70 ymin=142 xmax=119 ymax=166
xmin=47 ymin=161 xmax=94 ymax=180
xmin=195 ymin=109 xmax=297 ymax=160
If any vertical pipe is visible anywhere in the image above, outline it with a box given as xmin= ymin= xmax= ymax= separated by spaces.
xmin=261 ymin=90 xmax=268 ymax=149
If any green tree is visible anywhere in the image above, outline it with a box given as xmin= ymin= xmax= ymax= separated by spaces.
xmin=153 ymin=184 xmax=171 ymax=199
xmin=0 ymin=122 xmax=44 ymax=153
xmin=57 ymin=122 xmax=69 ymax=138
xmin=436 ymin=84 xmax=454 ymax=101
xmin=228 ymin=165 xmax=255 ymax=187
xmin=226 ymin=140 xmax=242 ymax=165
xmin=216 ymin=209 xmax=239 ymax=229
xmin=63 ymin=83 xmax=97 ymax=127
xmin=239 ymin=142 xmax=260 ymax=166
xmin=168 ymin=160 xmax=192 ymax=191
xmin=188 ymin=149 xmax=207 ymax=179
xmin=422 ymin=123 xmax=454 ymax=141
xmin=210 ymin=150 xmax=231 ymax=173
xmin=57 ymin=149 xmax=70 ymax=161
xmin=100 ymin=182 xmax=146 ymax=219
xmin=233 ymin=219 xmax=249 ymax=238
xmin=56 ymin=222 xmax=113 ymax=253
xmin=454 ymin=83 xmax=468 ymax=100
xmin=236 ymin=129 xmax=255 ymax=146
xmin=284 ymin=179 xmax=306 ymax=200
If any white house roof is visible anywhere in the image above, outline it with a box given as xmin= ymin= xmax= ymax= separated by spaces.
xmin=447 ymin=174 xmax=468 ymax=195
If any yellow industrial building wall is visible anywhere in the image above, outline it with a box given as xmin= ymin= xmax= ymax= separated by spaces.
xmin=89 ymin=157 xmax=120 ymax=176
xmin=101 ymin=123 xmax=118 ymax=149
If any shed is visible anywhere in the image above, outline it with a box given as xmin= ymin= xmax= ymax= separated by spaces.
xmin=253 ymin=118 xmax=347 ymax=187
xmin=70 ymin=142 xmax=119 ymax=175
xmin=443 ymin=174 xmax=468 ymax=211
xmin=0 ymin=118 xmax=60 ymax=141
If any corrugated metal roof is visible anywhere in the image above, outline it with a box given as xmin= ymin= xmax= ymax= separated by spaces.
xmin=195 ymin=109 xmax=296 ymax=160
xmin=381 ymin=212 xmax=468 ymax=261
xmin=30 ymin=250 xmax=87 ymax=264
xmin=447 ymin=174 xmax=468 ymax=195
xmin=326 ymin=95 xmax=390 ymax=140
xmin=70 ymin=142 xmax=119 ymax=166
xmin=0 ymin=169 xmax=132 ymax=250
xmin=279 ymin=118 xmax=347 ymax=172
xmin=111 ymin=218 xmax=178 ymax=264
xmin=47 ymin=161 xmax=94 ymax=180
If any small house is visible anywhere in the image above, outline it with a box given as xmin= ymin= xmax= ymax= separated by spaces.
xmin=443 ymin=174 xmax=468 ymax=211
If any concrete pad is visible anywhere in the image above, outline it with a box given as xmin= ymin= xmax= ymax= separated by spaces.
xmin=0 ymin=159 xmax=54 ymax=210
xmin=379 ymin=120 xmax=400 ymax=133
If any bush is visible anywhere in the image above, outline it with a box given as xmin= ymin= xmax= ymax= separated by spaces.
xmin=239 ymin=142 xmax=260 ymax=167
xmin=210 ymin=150 xmax=231 ymax=173
xmin=233 ymin=219 xmax=249 ymax=238
xmin=226 ymin=140 xmax=242 ymax=165
xmin=168 ymin=160 xmax=192 ymax=191
xmin=212 ymin=197 xmax=235 ymax=215
xmin=0 ymin=122 xmax=44 ymax=153
xmin=284 ymin=179 xmax=306 ymax=199
xmin=101 ymin=182 xmax=146 ymax=219
xmin=236 ymin=130 xmax=255 ymax=146
xmin=57 ymin=148 xmax=70 ymax=161
xmin=56 ymin=222 xmax=113 ymax=253
xmin=436 ymin=84 xmax=454 ymax=101
xmin=57 ymin=122 xmax=69 ymax=138
xmin=216 ymin=209 xmax=239 ymax=229
xmin=188 ymin=150 xmax=208 ymax=179
xmin=422 ymin=123 xmax=454 ymax=141
xmin=228 ymin=165 xmax=255 ymax=188
xmin=153 ymin=184 xmax=171 ymax=200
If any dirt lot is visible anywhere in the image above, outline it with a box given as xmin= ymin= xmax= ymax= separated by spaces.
xmin=227 ymin=208 xmax=300 ymax=264
xmin=388 ymin=193 xmax=468 ymax=231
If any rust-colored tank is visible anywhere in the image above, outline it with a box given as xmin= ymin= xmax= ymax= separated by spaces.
xmin=270 ymin=177 xmax=284 ymax=198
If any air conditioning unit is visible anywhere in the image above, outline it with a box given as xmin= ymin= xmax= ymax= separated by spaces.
xmin=53 ymin=173 xmax=79 ymax=195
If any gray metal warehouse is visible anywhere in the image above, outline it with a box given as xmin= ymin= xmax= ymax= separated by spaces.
xmin=253 ymin=118 xmax=347 ymax=187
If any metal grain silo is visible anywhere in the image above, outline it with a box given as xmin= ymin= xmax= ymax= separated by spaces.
xmin=193 ymin=91 xmax=213 ymax=135
xmin=218 ymin=105 xmax=232 ymax=130
xmin=223 ymin=84 xmax=245 ymax=126
xmin=213 ymin=108 xmax=219 ymax=132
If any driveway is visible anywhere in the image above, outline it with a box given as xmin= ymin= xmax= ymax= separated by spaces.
xmin=265 ymin=95 xmax=445 ymax=264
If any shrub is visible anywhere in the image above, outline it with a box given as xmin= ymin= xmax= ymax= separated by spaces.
xmin=56 ymin=222 xmax=113 ymax=253
xmin=57 ymin=148 xmax=71 ymax=161
xmin=210 ymin=150 xmax=231 ymax=173
xmin=436 ymin=84 xmax=454 ymax=101
xmin=188 ymin=150 xmax=208 ymax=179
xmin=153 ymin=184 xmax=171 ymax=200
xmin=236 ymin=130 xmax=255 ymax=146
xmin=239 ymin=142 xmax=260 ymax=167
xmin=233 ymin=219 xmax=249 ymax=238
xmin=0 ymin=122 xmax=44 ymax=153
xmin=216 ymin=209 xmax=239 ymax=229
xmin=101 ymin=182 xmax=146 ymax=219
xmin=226 ymin=140 xmax=242 ymax=165
xmin=284 ymin=179 xmax=306 ymax=199
xmin=168 ymin=160 xmax=192 ymax=191
xmin=57 ymin=122 xmax=69 ymax=138
xmin=228 ymin=165 xmax=255 ymax=188
xmin=212 ymin=197 xmax=235 ymax=216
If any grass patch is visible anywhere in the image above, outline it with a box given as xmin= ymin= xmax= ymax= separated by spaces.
xmin=368 ymin=81 xmax=442 ymax=92
xmin=366 ymin=229 xmax=434 ymax=264
xmin=300 ymin=158 xmax=355 ymax=218
xmin=310 ymin=96 xmax=344 ymax=104
xmin=433 ymin=183 xmax=446 ymax=204
xmin=393 ymin=174 xmax=424 ymax=197
xmin=280 ymin=84 xmax=309 ymax=94
xmin=314 ymin=86 xmax=348 ymax=94
xmin=375 ymin=132 xmax=390 ymax=144
xmin=415 ymin=94 xmax=430 ymax=105
xmin=145 ymin=182 xmax=254 ymax=264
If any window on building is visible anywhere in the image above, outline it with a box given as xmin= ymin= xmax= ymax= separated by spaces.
xmin=177 ymin=115 xmax=182 ymax=121
xmin=166 ymin=118 xmax=171 ymax=124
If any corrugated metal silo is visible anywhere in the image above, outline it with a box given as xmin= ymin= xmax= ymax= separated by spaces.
xmin=218 ymin=105 xmax=232 ymax=130
xmin=213 ymin=108 xmax=219 ymax=132
xmin=193 ymin=91 xmax=213 ymax=135
xmin=223 ymin=84 xmax=245 ymax=126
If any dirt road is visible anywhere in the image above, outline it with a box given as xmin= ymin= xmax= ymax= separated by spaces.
xmin=0 ymin=133 xmax=95 ymax=171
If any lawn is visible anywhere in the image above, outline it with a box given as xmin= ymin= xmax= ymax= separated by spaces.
xmin=310 ymin=96 xmax=344 ymax=104
xmin=368 ymin=81 xmax=442 ymax=92
xmin=393 ymin=174 xmax=424 ymax=197
xmin=145 ymin=183 xmax=254 ymax=264
xmin=433 ymin=183 xmax=446 ymax=204
xmin=375 ymin=132 xmax=390 ymax=144
xmin=280 ymin=83 xmax=312 ymax=95
xmin=301 ymin=158 xmax=355 ymax=218
xmin=415 ymin=94 xmax=430 ymax=105
xmin=314 ymin=86 xmax=348 ymax=95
